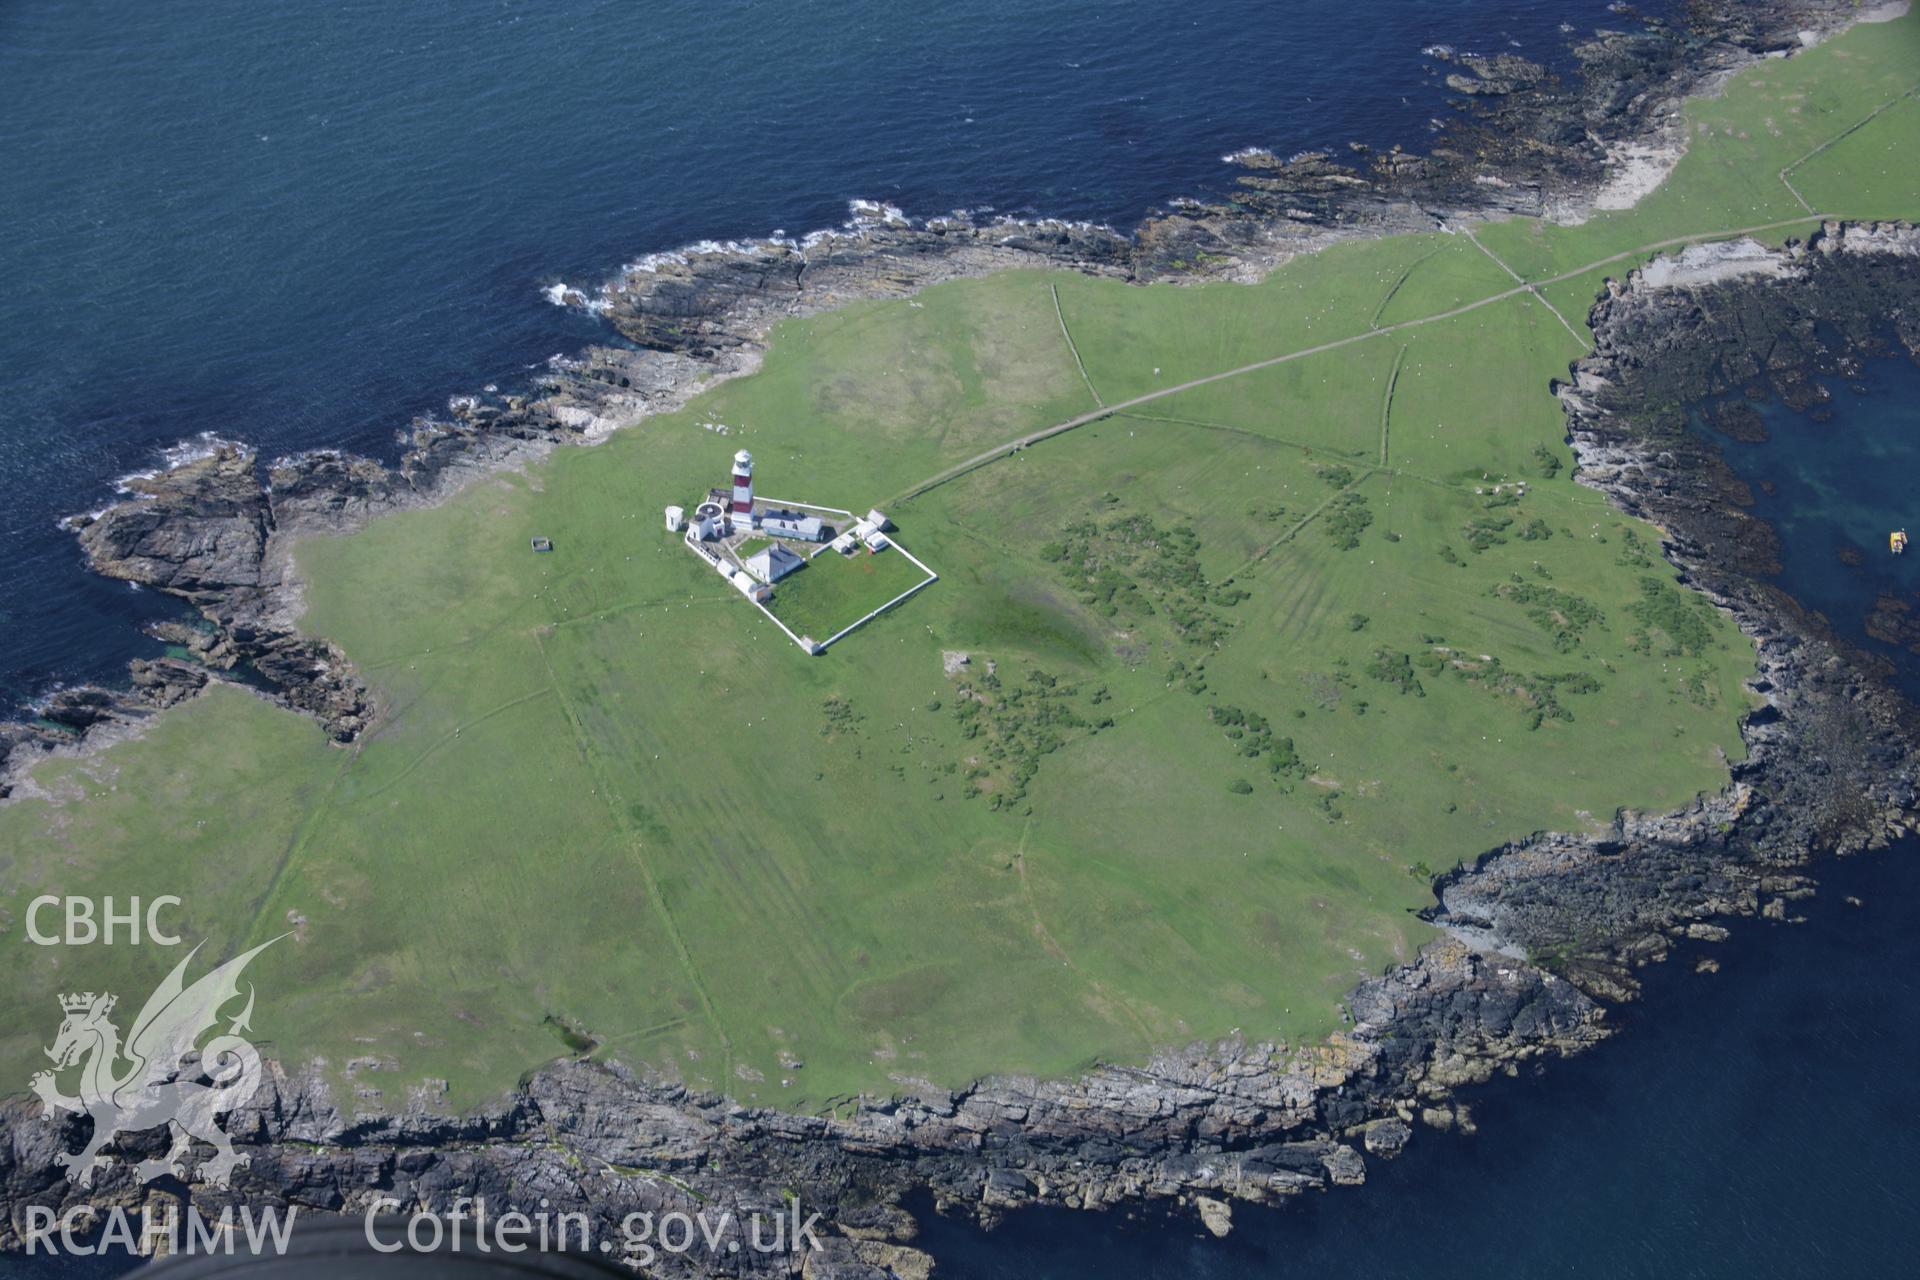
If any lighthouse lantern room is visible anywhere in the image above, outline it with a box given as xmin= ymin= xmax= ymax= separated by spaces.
xmin=731 ymin=450 xmax=754 ymax=515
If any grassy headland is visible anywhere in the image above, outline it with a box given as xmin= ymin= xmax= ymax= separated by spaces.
xmin=2 ymin=11 xmax=1915 ymax=1114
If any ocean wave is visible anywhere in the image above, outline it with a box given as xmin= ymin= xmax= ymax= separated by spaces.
xmin=109 ymin=432 xmax=245 ymax=495
xmin=56 ymin=506 xmax=116 ymax=530
xmin=542 ymin=281 xmax=609 ymax=314
xmin=57 ymin=433 xmax=248 ymax=528
xmin=265 ymin=447 xmax=346 ymax=476
xmin=159 ymin=431 xmax=242 ymax=470
xmin=1221 ymin=146 xmax=1274 ymax=165
xmin=548 ymin=197 xmax=1124 ymax=322
xmin=847 ymin=198 xmax=908 ymax=224
xmin=616 ymin=236 xmax=778 ymax=276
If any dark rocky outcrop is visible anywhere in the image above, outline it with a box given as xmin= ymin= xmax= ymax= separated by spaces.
xmin=62 ymin=445 xmax=370 ymax=743
xmin=1215 ymin=1 xmax=1871 ymax=233
xmin=1868 ymin=593 xmax=1920 ymax=653
xmin=0 ymin=660 xmax=209 ymax=801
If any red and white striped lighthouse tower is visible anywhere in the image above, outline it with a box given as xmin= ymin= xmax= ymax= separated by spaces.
xmin=730 ymin=449 xmax=754 ymax=515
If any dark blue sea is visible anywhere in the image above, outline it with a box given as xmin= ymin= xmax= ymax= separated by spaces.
xmin=5 ymin=2 xmax=1917 ymax=1276
xmin=920 ymin=839 xmax=1920 ymax=1278
xmin=1 ymin=0 xmax=1637 ymax=708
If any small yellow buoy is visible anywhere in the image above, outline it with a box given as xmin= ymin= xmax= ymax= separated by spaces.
xmin=1894 ymin=529 xmax=1909 ymax=556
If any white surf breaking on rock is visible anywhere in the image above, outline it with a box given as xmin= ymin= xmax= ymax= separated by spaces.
xmin=542 ymin=281 xmax=607 ymax=314
xmin=110 ymin=432 xmax=246 ymax=496
xmin=538 ymin=199 xmax=1119 ymax=317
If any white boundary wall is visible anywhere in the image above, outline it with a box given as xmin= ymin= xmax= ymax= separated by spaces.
xmin=746 ymin=593 xmax=817 ymax=652
xmin=685 ymin=529 xmax=818 ymax=651
xmin=815 ymin=539 xmax=939 ymax=652
xmin=681 ymin=504 xmax=936 ymax=656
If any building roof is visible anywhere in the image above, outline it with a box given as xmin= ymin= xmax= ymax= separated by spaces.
xmin=760 ymin=509 xmax=826 ymax=540
xmin=746 ymin=543 xmax=806 ymax=582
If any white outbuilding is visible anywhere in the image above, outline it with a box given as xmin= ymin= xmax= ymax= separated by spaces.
xmin=745 ymin=544 xmax=806 ymax=583
xmin=664 ymin=505 xmax=685 ymax=532
xmin=758 ymin=508 xmax=827 ymax=541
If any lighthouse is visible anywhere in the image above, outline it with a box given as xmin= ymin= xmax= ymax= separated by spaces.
xmin=730 ymin=449 xmax=754 ymax=516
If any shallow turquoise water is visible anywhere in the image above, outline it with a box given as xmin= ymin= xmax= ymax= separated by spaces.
xmin=1710 ymin=350 xmax=1920 ymax=699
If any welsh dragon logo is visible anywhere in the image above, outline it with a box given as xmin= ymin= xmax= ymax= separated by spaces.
xmin=30 ymin=938 xmax=280 ymax=1188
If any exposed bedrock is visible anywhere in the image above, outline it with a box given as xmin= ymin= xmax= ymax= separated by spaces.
xmin=61 ymin=445 xmax=371 ymax=744
xmin=1219 ymin=0 xmax=1869 ymax=228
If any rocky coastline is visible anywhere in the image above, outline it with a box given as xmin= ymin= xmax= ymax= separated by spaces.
xmin=2 ymin=0 xmax=1882 ymax=794
xmin=1439 ymin=221 xmax=1920 ymax=972
xmin=5 ymin=428 xmax=1911 ymax=1273
xmin=3 ymin=4 xmax=1918 ymax=1277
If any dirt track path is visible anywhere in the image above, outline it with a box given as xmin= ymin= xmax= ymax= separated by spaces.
xmin=886 ymin=213 xmax=1830 ymax=508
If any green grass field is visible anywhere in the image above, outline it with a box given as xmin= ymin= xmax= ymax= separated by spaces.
xmin=767 ymin=544 xmax=934 ymax=644
xmin=3 ymin=11 xmax=1915 ymax=1115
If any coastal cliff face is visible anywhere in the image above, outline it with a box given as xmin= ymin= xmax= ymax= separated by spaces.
xmin=3 ymin=4 xmax=1917 ymax=1276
